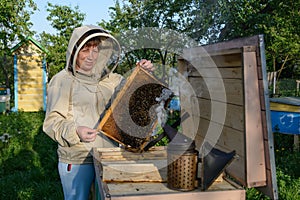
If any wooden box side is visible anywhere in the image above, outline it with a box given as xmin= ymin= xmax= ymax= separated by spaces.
xmin=94 ymin=147 xmax=167 ymax=183
xmin=179 ymin=49 xmax=247 ymax=185
xmin=179 ymin=35 xmax=278 ymax=199
xmin=243 ymin=46 xmax=266 ymax=187
xmin=93 ymin=147 xmax=246 ymax=200
xmin=105 ymin=183 xmax=245 ymax=200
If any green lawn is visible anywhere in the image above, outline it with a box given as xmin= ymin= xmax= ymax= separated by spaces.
xmin=0 ymin=111 xmax=63 ymax=199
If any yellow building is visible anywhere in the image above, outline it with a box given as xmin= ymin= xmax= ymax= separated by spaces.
xmin=11 ymin=37 xmax=47 ymax=112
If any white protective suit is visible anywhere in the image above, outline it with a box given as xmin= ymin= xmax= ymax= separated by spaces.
xmin=43 ymin=25 xmax=124 ymax=164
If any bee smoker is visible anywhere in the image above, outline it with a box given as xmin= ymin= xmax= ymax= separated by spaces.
xmin=163 ymin=119 xmax=198 ymax=191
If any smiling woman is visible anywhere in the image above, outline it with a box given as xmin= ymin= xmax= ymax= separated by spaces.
xmin=76 ymin=37 xmax=101 ymax=75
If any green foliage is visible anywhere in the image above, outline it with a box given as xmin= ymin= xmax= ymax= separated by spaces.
xmin=246 ymin=187 xmax=269 ymax=200
xmin=99 ymin=0 xmax=197 ymax=79
xmin=153 ymin=109 xmax=181 ymax=146
xmin=274 ymin=133 xmax=300 ymax=178
xmin=276 ymin=168 xmax=300 ymax=199
xmin=271 ymin=78 xmax=299 ymax=97
xmin=39 ymin=3 xmax=85 ymax=80
xmin=0 ymin=111 xmax=63 ymax=199
xmin=100 ymin=0 xmax=300 ymax=80
xmin=0 ymin=0 xmax=37 ymax=88
xmin=245 ymin=132 xmax=300 ymax=200
xmin=204 ymin=0 xmax=299 ymax=78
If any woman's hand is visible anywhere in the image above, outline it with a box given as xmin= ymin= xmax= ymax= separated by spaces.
xmin=136 ymin=59 xmax=155 ymax=72
xmin=76 ymin=126 xmax=98 ymax=142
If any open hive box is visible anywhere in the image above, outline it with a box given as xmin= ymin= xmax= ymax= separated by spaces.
xmin=93 ymin=35 xmax=278 ymax=199
xmin=93 ymin=146 xmax=245 ymax=200
xmin=97 ymin=67 xmax=168 ymax=152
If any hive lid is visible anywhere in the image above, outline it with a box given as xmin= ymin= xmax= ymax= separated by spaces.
xmin=180 ymin=35 xmax=278 ymax=199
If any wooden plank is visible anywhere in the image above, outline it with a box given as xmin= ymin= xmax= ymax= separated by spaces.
xmin=104 ymin=182 xmax=245 ymax=200
xmin=18 ymin=87 xmax=44 ymax=95
xmin=195 ymin=118 xmax=244 ymax=155
xmin=106 ymin=181 xmax=239 ymax=195
xmin=189 ymin=77 xmax=243 ymax=105
xmin=18 ymin=94 xmax=43 ymax=101
xmin=261 ymin=111 xmax=269 ymax=140
xmin=17 ymin=79 xmax=44 ymax=85
xmin=270 ymin=102 xmax=300 ymax=112
xmin=96 ymin=146 xmax=167 ymax=160
xmin=197 ymin=98 xmax=244 ymax=131
xmin=217 ymin=126 xmax=245 ymax=155
xmin=180 ymin=103 xmax=200 ymax=140
xmin=211 ymin=54 xmax=243 ymax=67
xmin=258 ymin=80 xmax=266 ymax=110
xmin=202 ymin=35 xmax=260 ymax=53
xmin=18 ymin=62 xmax=43 ymax=69
xmin=98 ymin=153 xmax=167 ymax=161
xmin=263 ymin=140 xmax=271 ymax=171
xmin=102 ymin=160 xmax=167 ymax=182
xmin=243 ymin=48 xmax=266 ymax=187
xmin=17 ymin=104 xmax=43 ymax=112
xmin=181 ymin=46 xmax=242 ymax=59
xmin=18 ymin=100 xmax=43 ymax=106
xmin=188 ymin=67 xmax=242 ymax=79
xmin=194 ymin=117 xmax=246 ymax=185
xmin=184 ymin=53 xmax=243 ymax=69
xmin=17 ymin=70 xmax=43 ymax=77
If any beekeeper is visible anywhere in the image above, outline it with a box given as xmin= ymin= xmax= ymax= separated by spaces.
xmin=43 ymin=25 xmax=153 ymax=199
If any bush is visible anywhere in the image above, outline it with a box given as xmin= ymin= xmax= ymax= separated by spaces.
xmin=270 ymin=78 xmax=299 ymax=97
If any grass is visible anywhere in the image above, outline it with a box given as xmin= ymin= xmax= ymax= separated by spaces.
xmin=0 ymin=111 xmax=63 ymax=199
xmin=0 ymin=111 xmax=299 ymax=199
xmin=246 ymin=133 xmax=300 ymax=200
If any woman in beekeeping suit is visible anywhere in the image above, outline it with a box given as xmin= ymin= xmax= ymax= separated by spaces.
xmin=43 ymin=25 xmax=153 ymax=199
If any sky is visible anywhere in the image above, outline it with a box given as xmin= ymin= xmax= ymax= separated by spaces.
xmin=31 ymin=0 xmax=116 ymax=34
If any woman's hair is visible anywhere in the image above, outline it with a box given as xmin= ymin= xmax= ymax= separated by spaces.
xmin=68 ymin=30 xmax=102 ymax=73
xmin=79 ymin=36 xmax=102 ymax=50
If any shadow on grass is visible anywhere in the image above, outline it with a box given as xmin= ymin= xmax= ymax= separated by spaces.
xmin=0 ymin=112 xmax=63 ymax=200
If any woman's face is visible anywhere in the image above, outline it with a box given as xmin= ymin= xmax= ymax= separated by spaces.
xmin=76 ymin=45 xmax=99 ymax=74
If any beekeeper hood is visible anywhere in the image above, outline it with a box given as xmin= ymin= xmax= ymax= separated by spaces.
xmin=66 ymin=25 xmax=120 ymax=83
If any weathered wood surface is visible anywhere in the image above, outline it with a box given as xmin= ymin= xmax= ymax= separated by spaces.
xmin=179 ymin=35 xmax=278 ymax=199
xmin=94 ymin=147 xmax=167 ymax=182
xmin=103 ymin=182 xmax=245 ymax=200
xmin=243 ymin=48 xmax=266 ymax=187
xmin=94 ymin=146 xmax=245 ymax=200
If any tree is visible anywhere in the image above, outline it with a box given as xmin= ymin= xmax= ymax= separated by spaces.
xmin=101 ymin=0 xmax=300 ymax=80
xmin=99 ymin=0 xmax=198 ymax=81
xmin=0 ymin=0 xmax=37 ymax=89
xmin=39 ymin=3 xmax=85 ymax=80
xmin=214 ymin=0 xmax=300 ymax=79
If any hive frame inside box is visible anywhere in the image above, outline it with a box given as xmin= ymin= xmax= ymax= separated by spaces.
xmin=97 ymin=67 xmax=168 ymax=152
xmin=93 ymin=147 xmax=245 ymax=200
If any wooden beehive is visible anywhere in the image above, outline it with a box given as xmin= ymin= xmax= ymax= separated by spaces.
xmin=11 ymin=37 xmax=48 ymax=112
xmin=93 ymin=146 xmax=245 ymax=200
xmin=97 ymin=67 xmax=168 ymax=152
xmin=94 ymin=35 xmax=278 ymax=200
